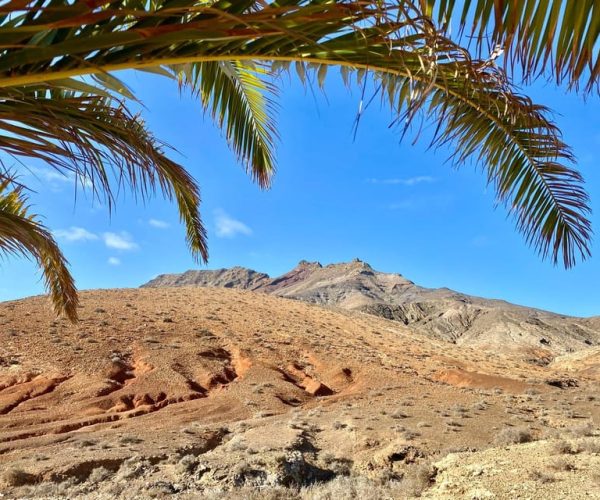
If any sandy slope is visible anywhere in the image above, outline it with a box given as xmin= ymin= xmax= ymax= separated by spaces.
xmin=0 ymin=287 xmax=598 ymax=498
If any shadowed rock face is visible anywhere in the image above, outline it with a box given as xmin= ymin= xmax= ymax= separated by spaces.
xmin=142 ymin=259 xmax=600 ymax=356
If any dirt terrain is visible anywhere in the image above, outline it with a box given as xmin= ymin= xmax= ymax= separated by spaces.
xmin=0 ymin=284 xmax=599 ymax=498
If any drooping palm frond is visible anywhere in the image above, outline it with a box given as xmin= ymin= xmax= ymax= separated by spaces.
xmin=0 ymin=86 xmax=208 ymax=263
xmin=0 ymin=0 xmax=592 ymax=265
xmin=425 ymin=0 xmax=600 ymax=92
xmin=372 ymin=61 xmax=591 ymax=268
xmin=267 ymin=19 xmax=592 ymax=268
xmin=175 ymin=61 xmax=279 ymax=188
xmin=0 ymin=179 xmax=78 ymax=321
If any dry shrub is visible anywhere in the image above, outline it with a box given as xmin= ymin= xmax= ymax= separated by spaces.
xmin=569 ymin=422 xmax=594 ymax=437
xmin=528 ymin=470 xmax=555 ymax=484
xmin=580 ymin=439 xmax=600 ymax=454
xmin=552 ymin=440 xmax=575 ymax=455
xmin=2 ymin=468 xmax=37 ymax=487
xmin=400 ymin=463 xmax=435 ymax=498
xmin=300 ymin=469 xmax=433 ymax=500
xmin=548 ymin=457 xmax=575 ymax=472
xmin=494 ymin=427 xmax=534 ymax=445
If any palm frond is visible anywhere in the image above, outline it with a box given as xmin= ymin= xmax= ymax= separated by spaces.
xmin=375 ymin=62 xmax=591 ymax=267
xmin=0 ymin=179 xmax=78 ymax=321
xmin=175 ymin=61 xmax=279 ymax=188
xmin=285 ymin=32 xmax=592 ymax=267
xmin=428 ymin=0 xmax=600 ymax=92
xmin=0 ymin=87 xmax=208 ymax=263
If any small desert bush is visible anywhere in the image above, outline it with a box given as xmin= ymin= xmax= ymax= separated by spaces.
xmin=528 ymin=470 xmax=554 ymax=484
xmin=552 ymin=439 xmax=575 ymax=455
xmin=400 ymin=463 xmax=434 ymax=498
xmin=548 ymin=457 xmax=575 ymax=472
xmin=300 ymin=471 xmax=432 ymax=500
xmin=580 ymin=439 xmax=600 ymax=454
xmin=472 ymin=401 xmax=487 ymax=411
xmin=87 ymin=467 xmax=112 ymax=484
xmin=494 ymin=427 xmax=534 ymax=445
xmin=569 ymin=422 xmax=594 ymax=437
xmin=391 ymin=409 xmax=409 ymax=419
xmin=2 ymin=468 xmax=37 ymax=487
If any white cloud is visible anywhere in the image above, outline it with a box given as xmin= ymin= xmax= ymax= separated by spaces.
xmin=149 ymin=218 xmax=169 ymax=229
xmin=53 ymin=226 xmax=98 ymax=242
xmin=31 ymin=167 xmax=72 ymax=184
xmin=103 ymin=232 xmax=139 ymax=251
xmin=367 ymin=176 xmax=436 ymax=186
xmin=471 ymin=235 xmax=490 ymax=248
xmin=26 ymin=167 xmax=93 ymax=189
xmin=388 ymin=194 xmax=454 ymax=211
xmin=107 ymin=257 xmax=121 ymax=266
xmin=214 ymin=209 xmax=252 ymax=238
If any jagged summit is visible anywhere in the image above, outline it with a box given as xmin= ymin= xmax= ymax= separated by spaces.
xmin=296 ymin=259 xmax=322 ymax=268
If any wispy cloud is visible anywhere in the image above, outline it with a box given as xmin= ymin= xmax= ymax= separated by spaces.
xmin=367 ymin=176 xmax=436 ymax=186
xmin=470 ymin=235 xmax=490 ymax=248
xmin=53 ymin=226 xmax=98 ymax=242
xmin=107 ymin=257 xmax=121 ymax=266
xmin=214 ymin=209 xmax=252 ymax=238
xmin=388 ymin=194 xmax=454 ymax=211
xmin=53 ymin=226 xmax=139 ymax=251
xmin=25 ymin=167 xmax=92 ymax=189
xmin=103 ymin=232 xmax=138 ymax=251
xmin=149 ymin=218 xmax=169 ymax=229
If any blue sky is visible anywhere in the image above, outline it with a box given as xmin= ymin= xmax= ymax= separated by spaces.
xmin=3 ymin=69 xmax=600 ymax=317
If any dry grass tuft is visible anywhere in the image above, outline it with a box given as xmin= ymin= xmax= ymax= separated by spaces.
xmin=494 ymin=427 xmax=534 ymax=445
xmin=2 ymin=468 xmax=37 ymax=487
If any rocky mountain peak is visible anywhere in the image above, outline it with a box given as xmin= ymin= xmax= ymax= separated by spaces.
xmin=295 ymin=260 xmax=322 ymax=270
xmin=141 ymin=260 xmax=600 ymax=355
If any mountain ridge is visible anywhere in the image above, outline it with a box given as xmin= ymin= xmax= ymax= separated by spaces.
xmin=141 ymin=259 xmax=600 ymax=357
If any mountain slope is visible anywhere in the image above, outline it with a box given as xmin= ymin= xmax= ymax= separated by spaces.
xmin=142 ymin=259 xmax=600 ymax=357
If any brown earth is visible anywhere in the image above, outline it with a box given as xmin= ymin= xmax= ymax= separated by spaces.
xmin=0 ymin=287 xmax=599 ymax=499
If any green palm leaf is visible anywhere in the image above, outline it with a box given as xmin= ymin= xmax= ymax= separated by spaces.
xmin=427 ymin=0 xmax=600 ymax=92
xmin=0 ymin=87 xmax=208 ymax=264
xmin=175 ymin=61 xmax=278 ymax=188
xmin=0 ymin=179 xmax=78 ymax=321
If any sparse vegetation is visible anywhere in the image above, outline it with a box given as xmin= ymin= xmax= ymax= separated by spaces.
xmin=548 ymin=457 xmax=575 ymax=472
xmin=2 ymin=468 xmax=37 ymax=487
xmin=529 ymin=470 xmax=555 ymax=484
xmin=494 ymin=427 xmax=534 ymax=445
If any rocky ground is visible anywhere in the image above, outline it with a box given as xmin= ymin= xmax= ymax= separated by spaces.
xmin=0 ymin=286 xmax=599 ymax=499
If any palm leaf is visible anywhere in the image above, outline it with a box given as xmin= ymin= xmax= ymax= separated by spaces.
xmin=0 ymin=86 xmax=208 ymax=263
xmin=175 ymin=61 xmax=279 ymax=188
xmin=0 ymin=0 xmax=592 ymax=266
xmin=0 ymin=179 xmax=78 ymax=321
xmin=378 ymin=65 xmax=592 ymax=267
xmin=427 ymin=0 xmax=600 ymax=92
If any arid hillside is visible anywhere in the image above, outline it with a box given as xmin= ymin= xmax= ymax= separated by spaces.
xmin=143 ymin=260 xmax=600 ymax=356
xmin=0 ymin=287 xmax=599 ymax=499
